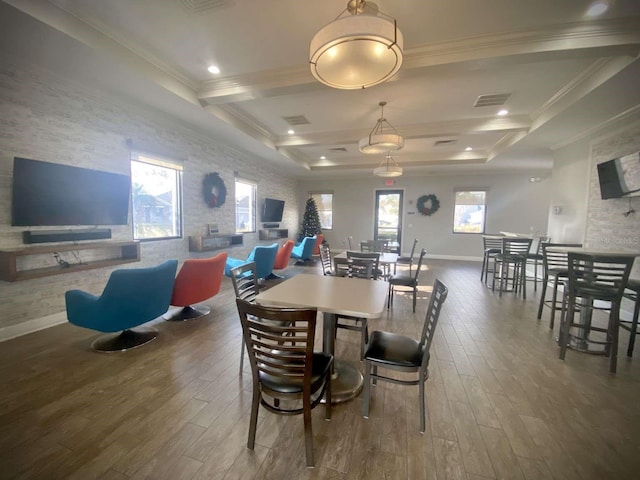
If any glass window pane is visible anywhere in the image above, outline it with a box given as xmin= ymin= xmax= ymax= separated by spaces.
xmin=453 ymin=190 xmax=486 ymax=234
xmin=311 ymin=192 xmax=333 ymax=230
xmin=131 ymin=157 xmax=182 ymax=240
xmin=236 ymin=180 xmax=256 ymax=233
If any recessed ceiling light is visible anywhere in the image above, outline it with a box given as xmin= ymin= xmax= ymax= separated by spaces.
xmin=586 ymin=1 xmax=609 ymax=17
xmin=287 ymin=129 xmax=295 ymax=135
xmin=497 ymin=109 xmax=509 ymax=116
xmin=465 ymin=146 xmax=472 ymax=151
xmin=320 ymin=156 xmax=326 ymax=160
xmin=207 ymin=65 xmax=220 ymax=74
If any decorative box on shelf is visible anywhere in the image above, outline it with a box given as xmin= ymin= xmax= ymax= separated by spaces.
xmin=188 ymin=234 xmax=243 ymax=252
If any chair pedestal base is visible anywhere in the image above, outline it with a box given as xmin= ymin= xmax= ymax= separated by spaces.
xmin=294 ymin=258 xmax=316 ymax=266
xmin=265 ymin=272 xmax=285 ymax=280
xmin=91 ymin=327 xmax=158 ymax=352
xmin=163 ymin=305 xmax=210 ymax=321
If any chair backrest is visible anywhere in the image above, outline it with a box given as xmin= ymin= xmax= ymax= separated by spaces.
xmin=412 ymin=248 xmax=428 ymax=281
xmin=171 ymin=252 xmax=227 ymax=306
xmin=247 ymin=243 xmax=279 ymax=279
xmin=313 ymin=234 xmax=324 ymax=255
xmin=535 ymin=235 xmax=551 ymax=255
xmin=333 ymin=257 xmax=351 ymax=277
xmin=273 ymin=240 xmax=295 ymax=270
xmin=349 ymin=258 xmax=375 ymax=279
xmin=482 ymin=234 xmax=504 ymax=251
xmin=360 ymin=240 xmax=387 ymax=253
xmin=347 ymin=251 xmax=380 ymax=279
xmin=567 ymin=253 xmax=634 ymax=300
xmin=542 ymin=243 xmax=583 ymax=273
xmin=319 ymin=243 xmax=333 ymax=275
xmin=408 ymin=238 xmax=418 ymax=257
xmin=502 ymin=237 xmax=532 ymax=256
xmin=419 ymin=278 xmax=449 ymax=365
xmin=230 ymin=261 xmax=260 ymax=303
xmin=292 ymin=236 xmax=317 ymax=260
xmin=235 ymin=298 xmax=318 ymax=393
xmin=347 ymin=236 xmax=354 ymax=250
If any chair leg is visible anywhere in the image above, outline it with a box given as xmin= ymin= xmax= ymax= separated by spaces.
xmin=559 ymin=294 xmax=572 ymax=360
xmin=302 ymin=397 xmax=314 ymax=467
xmin=550 ymin=277 xmax=560 ymax=330
xmin=412 ymin=287 xmax=417 ymax=313
xmin=481 ymin=254 xmax=487 ymax=281
xmin=627 ymin=295 xmax=640 ymax=357
xmin=533 ymin=260 xmax=539 ymax=291
xmin=239 ymin=338 xmax=245 ymax=376
xmin=362 ymin=360 xmax=371 ymax=418
xmin=419 ymin=371 xmax=426 ymax=434
xmin=325 ymin=371 xmax=332 ymax=419
xmin=247 ymin=386 xmax=260 ymax=450
xmin=498 ymin=261 xmax=505 ymax=297
xmin=520 ymin=261 xmax=527 ymax=300
xmin=387 ymin=284 xmax=392 ymax=309
xmin=537 ymin=275 xmax=548 ymax=320
xmin=360 ymin=321 xmax=368 ymax=360
xmin=609 ymin=307 xmax=620 ymax=374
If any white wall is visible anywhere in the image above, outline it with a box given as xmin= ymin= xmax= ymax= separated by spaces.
xmin=298 ymin=172 xmax=551 ymax=259
xmin=0 ymin=54 xmax=300 ymax=338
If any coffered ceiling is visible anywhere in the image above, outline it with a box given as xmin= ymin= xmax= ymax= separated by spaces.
xmin=2 ymin=0 xmax=640 ymax=178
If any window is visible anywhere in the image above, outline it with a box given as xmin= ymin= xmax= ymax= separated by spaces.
xmin=310 ymin=192 xmax=333 ymax=230
xmin=130 ymin=153 xmax=182 ymax=240
xmin=453 ymin=190 xmax=486 ymax=234
xmin=236 ymin=179 xmax=257 ymax=233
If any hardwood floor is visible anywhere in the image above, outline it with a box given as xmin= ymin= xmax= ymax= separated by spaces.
xmin=1 ymin=259 xmax=639 ymax=479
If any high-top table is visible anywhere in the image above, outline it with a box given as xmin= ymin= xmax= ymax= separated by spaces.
xmin=255 ymin=273 xmax=388 ymax=403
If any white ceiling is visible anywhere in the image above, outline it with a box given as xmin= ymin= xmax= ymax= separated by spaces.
xmin=2 ymin=0 xmax=640 ymax=178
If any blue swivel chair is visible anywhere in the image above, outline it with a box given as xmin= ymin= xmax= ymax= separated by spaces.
xmin=224 ymin=243 xmax=278 ymax=280
xmin=65 ymin=259 xmax=178 ymax=352
xmin=291 ymin=235 xmax=317 ymax=265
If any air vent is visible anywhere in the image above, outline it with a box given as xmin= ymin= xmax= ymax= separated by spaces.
xmin=329 ymin=147 xmax=348 ymax=152
xmin=282 ymin=115 xmax=311 ymax=126
xmin=434 ymin=139 xmax=456 ymax=147
xmin=179 ymin=0 xmax=229 ymax=13
xmin=474 ymin=93 xmax=511 ymax=107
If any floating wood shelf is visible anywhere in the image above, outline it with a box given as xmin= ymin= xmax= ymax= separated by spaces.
xmin=258 ymin=229 xmax=288 ymax=240
xmin=0 ymin=241 xmax=140 ymax=282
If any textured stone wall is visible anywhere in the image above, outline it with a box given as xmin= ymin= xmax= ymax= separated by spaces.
xmin=0 ymin=54 xmax=299 ymax=331
xmin=586 ymin=121 xmax=640 ymax=277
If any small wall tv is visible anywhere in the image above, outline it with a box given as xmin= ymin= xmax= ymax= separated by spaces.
xmin=11 ymin=157 xmax=131 ymax=226
xmin=597 ymin=151 xmax=640 ymax=199
xmin=261 ymin=197 xmax=285 ymax=223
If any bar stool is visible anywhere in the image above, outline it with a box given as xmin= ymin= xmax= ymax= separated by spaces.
xmin=558 ymin=253 xmax=634 ymax=373
xmin=619 ymin=279 xmax=640 ymax=357
xmin=525 ymin=235 xmax=550 ymax=291
xmin=481 ymin=234 xmax=503 ymax=284
xmin=537 ymin=243 xmax=582 ymax=329
xmin=492 ymin=237 xmax=532 ymax=298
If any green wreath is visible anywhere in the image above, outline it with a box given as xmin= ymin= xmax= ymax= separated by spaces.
xmin=202 ymin=173 xmax=227 ymax=208
xmin=417 ymin=194 xmax=440 ymax=216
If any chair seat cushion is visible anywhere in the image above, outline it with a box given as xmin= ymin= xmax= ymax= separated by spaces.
xmin=397 ymin=256 xmax=412 ymax=263
xmin=259 ymin=352 xmax=332 ymax=394
xmin=364 ymin=330 xmax=424 ymax=368
xmin=527 ymin=253 xmax=543 ymax=260
xmin=484 ymin=248 xmax=501 ymax=254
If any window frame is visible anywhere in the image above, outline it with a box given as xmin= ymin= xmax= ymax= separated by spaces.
xmin=310 ymin=191 xmax=334 ymax=230
xmin=235 ymin=178 xmax=257 ymax=234
xmin=130 ymin=152 xmax=183 ymax=242
xmin=452 ymin=190 xmax=487 ymax=235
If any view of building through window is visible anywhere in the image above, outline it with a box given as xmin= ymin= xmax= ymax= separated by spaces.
xmin=130 ymin=154 xmax=182 ymax=240
xmin=310 ymin=192 xmax=333 ymax=229
xmin=236 ymin=179 xmax=256 ymax=233
xmin=453 ymin=190 xmax=486 ymax=233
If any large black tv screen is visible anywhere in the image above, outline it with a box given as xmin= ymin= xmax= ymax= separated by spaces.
xmin=597 ymin=152 xmax=640 ymax=199
xmin=11 ymin=157 xmax=131 ymax=226
xmin=262 ymin=198 xmax=285 ymax=222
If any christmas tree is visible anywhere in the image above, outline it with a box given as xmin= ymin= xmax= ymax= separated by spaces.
xmin=298 ymin=197 xmax=322 ymax=241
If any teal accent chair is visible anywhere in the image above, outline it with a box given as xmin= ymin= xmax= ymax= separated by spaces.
xmin=224 ymin=243 xmax=278 ymax=280
xmin=291 ymin=236 xmax=317 ymax=264
xmin=65 ymin=259 xmax=178 ymax=352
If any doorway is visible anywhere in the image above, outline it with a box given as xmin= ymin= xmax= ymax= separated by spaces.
xmin=374 ymin=189 xmax=403 ymax=253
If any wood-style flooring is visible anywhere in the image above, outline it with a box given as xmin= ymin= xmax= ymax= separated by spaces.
xmin=1 ymin=259 xmax=639 ymax=479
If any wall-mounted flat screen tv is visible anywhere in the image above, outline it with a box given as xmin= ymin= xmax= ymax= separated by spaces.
xmin=11 ymin=157 xmax=131 ymax=226
xmin=597 ymin=151 xmax=640 ymax=199
xmin=262 ymin=197 xmax=285 ymax=223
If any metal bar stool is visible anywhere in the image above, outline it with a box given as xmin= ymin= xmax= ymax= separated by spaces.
xmin=492 ymin=237 xmax=532 ymax=298
xmin=619 ymin=279 xmax=640 ymax=357
xmin=481 ymin=234 xmax=503 ymax=285
xmin=558 ymin=253 xmax=634 ymax=373
xmin=525 ymin=235 xmax=550 ymax=291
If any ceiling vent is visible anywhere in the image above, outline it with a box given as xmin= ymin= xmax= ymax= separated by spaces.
xmin=179 ymin=0 xmax=229 ymax=13
xmin=282 ymin=115 xmax=311 ymax=126
xmin=329 ymin=147 xmax=348 ymax=152
xmin=434 ymin=139 xmax=457 ymax=147
xmin=474 ymin=93 xmax=511 ymax=107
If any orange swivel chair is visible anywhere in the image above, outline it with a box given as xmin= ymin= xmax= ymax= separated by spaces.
xmin=164 ymin=252 xmax=228 ymax=321
xmin=269 ymin=240 xmax=294 ymax=279
xmin=313 ymin=233 xmax=324 ymax=255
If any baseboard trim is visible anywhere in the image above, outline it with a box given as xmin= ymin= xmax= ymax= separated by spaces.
xmin=427 ymin=254 xmax=483 ymax=262
xmin=0 ymin=311 xmax=67 ymax=343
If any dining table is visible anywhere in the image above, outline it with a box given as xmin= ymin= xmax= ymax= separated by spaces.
xmin=334 ymin=250 xmax=399 ymax=278
xmin=255 ymin=273 xmax=389 ymax=403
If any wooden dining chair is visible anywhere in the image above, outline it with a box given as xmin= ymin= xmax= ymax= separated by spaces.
xmin=319 ymin=242 xmax=333 ymax=276
xmin=347 ymin=250 xmax=381 ymax=279
xmin=362 ymin=279 xmax=448 ymax=433
xmin=235 ymin=298 xmax=332 ymax=467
